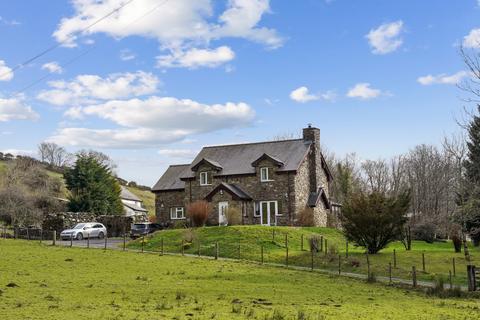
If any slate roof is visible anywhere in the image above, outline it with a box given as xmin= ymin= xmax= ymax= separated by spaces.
xmin=205 ymin=182 xmax=253 ymax=201
xmin=120 ymin=186 xmax=142 ymax=202
xmin=181 ymin=139 xmax=311 ymax=179
xmin=152 ymin=164 xmax=190 ymax=191
xmin=123 ymin=201 xmax=148 ymax=213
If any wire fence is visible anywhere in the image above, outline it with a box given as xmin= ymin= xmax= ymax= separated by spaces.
xmin=1 ymin=225 xmax=478 ymax=292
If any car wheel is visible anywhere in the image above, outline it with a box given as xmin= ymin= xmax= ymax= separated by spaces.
xmin=76 ymin=233 xmax=83 ymax=241
xmin=98 ymin=232 xmax=104 ymax=239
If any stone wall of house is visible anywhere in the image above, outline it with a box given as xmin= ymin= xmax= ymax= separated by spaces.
xmin=154 ymin=190 xmax=185 ymax=224
xmin=293 ymin=155 xmax=310 ymax=224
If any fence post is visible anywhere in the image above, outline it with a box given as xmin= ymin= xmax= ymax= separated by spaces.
xmin=452 ymin=258 xmax=456 ymax=277
xmin=320 ymin=236 xmax=323 ymax=252
xmin=52 ymin=231 xmax=56 ymax=246
xmin=13 ymin=227 xmax=17 ymax=240
xmin=123 ymin=233 xmax=126 ymax=251
xmin=40 ymin=229 xmax=43 ymax=244
xmin=70 ymin=233 xmax=73 ymax=247
xmin=104 ymin=235 xmax=108 ymax=251
xmin=338 ymin=255 xmax=341 ymax=275
xmin=141 ymin=236 xmax=145 ymax=253
xmin=422 ymin=252 xmax=426 ymax=272
xmin=366 ymin=253 xmax=371 ymax=279
xmin=261 ymin=245 xmax=264 ymax=264
xmin=161 ymin=238 xmax=164 ymax=256
xmin=197 ymin=240 xmax=201 ymax=257
xmin=87 ymin=234 xmax=90 ymax=249
xmin=388 ymin=262 xmax=392 ymax=284
xmin=285 ymin=234 xmax=289 ymax=267
xmin=272 ymin=229 xmax=275 ymax=243
xmin=215 ymin=241 xmax=219 ymax=260
xmin=27 ymin=227 xmax=30 ymax=240
xmin=324 ymin=239 xmax=328 ymax=256
xmin=412 ymin=266 xmax=417 ymax=288
xmin=181 ymin=239 xmax=185 ymax=256
xmin=393 ymin=249 xmax=397 ymax=268
xmin=449 ymin=270 xmax=453 ymax=289
xmin=311 ymin=248 xmax=314 ymax=271
xmin=301 ymin=234 xmax=304 ymax=251
xmin=238 ymin=242 xmax=241 ymax=260
xmin=345 ymin=240 xmax=349 ymax=258
xmin=467 ymin=265 xmax=477 ymax=292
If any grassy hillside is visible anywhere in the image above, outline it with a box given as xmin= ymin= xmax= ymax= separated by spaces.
xmin=1 ymin=240 xmax=478 ymax=319
xmin=128 ymin=226 xmax=480 ymax=287
xmin=125 ymin=186 xmax=155 ymax=214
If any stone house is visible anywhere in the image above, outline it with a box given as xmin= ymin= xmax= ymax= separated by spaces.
xmin=152 ymin=125 xmax=340 ymax=227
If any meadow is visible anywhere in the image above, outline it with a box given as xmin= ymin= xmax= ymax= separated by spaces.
xmin=128 ymin=226 xmax=480 ymax=287
xmin=1 ymin=240 xmax=480 ymax=319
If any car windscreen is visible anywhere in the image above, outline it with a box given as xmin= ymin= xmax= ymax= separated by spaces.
xmin=73 ymin=223 xmax=86 ymax=229
xmin=132 ymin=224 xmax=147 ymax=229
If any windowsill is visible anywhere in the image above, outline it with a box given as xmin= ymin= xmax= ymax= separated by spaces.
xmin=171 ymin=217 xmax=186 ymax=220
xmin=260 ymin=180 xmax=274 ymax=183
xmin=200 ymin=184 xmax=212 ymax=187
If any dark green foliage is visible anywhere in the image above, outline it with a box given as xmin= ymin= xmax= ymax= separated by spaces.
xmin=340 ymin=191 xmax=410 ymax=254
xmin=64 ymin=153 xmax=123 ymax=215
xmin=462 ymin=106 xmax=480 ymax=244
xmin=451 ymin=234 xmax=462 ymax=253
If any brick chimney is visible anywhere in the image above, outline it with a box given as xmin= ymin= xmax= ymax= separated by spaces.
xmin=303 ymin=124 xmax=321 ymax=193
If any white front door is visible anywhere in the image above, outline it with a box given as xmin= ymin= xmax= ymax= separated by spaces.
xmin=218 ymin=201 xmax=228 ymax=226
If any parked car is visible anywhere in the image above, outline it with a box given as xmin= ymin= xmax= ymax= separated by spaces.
xmin=60 ymin=223 xmax=107 ymax=240
xmin=130 ymin=223 xmax=162 ymax=239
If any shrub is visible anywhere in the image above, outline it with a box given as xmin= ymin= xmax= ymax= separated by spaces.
xmin=340 ymin=191 xmax=410 ymax=254
xmin=412 ymin=222 xmax=436 ymax=243
xmin=451 ymin=234 xmax=462 ymax=253
xmin=226 ymin=205 xmax=243 ymax=225
xmin=183 ymin=228 xmax=197 ymax=243
xmin=187 ymin=200 xmax=210 ymax=227
xmin=297 ymin=208 xmax=315 ymax=227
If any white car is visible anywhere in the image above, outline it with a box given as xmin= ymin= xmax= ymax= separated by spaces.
xmin=60 ymin=223 xmax=107 ymax=241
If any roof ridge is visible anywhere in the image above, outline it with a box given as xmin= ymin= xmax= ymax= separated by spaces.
xmin=202 ymin=138 xmax=306 ymax=149
xmin=169 ymin=164 xmax=191 ymax=167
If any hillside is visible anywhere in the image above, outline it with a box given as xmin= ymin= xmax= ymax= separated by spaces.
xmin=0 ymin=159 xmax=155 ymax=216
xmin=128 ymin=225 xmax=480 ymax=287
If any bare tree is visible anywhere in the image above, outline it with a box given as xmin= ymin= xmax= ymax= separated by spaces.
xmin=38 ymin=142 xmax=71 ymax=167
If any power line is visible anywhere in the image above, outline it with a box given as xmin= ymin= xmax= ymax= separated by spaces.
xmin=0 ymin=0 xmax=136 ymax=80
xmin=12 ymin=0 xmax=170 ymax=97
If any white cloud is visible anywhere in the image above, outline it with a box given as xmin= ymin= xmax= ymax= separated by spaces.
xmin=366 ymin=21 xmax=404 ymax=54
xmin=290 ymin=86 xmax=319 ymax=103
xmin=347 ymin=83 xmax=382 ymax=100
xmin=158 ymin=149 xmax=198 ymax=158
xmin=0 ymin=149 xmax=34 ymax=156
xmin=120 ymin=49 xmax=136 ymax=61
xmin=0 ymin=60 xmax=13 ymax=81
xmin=463 ymin=28 xmax=480 ymax=49
xmin=53 ymin=0 xmax=283 ymax=68
xmin=0 ymin=96 xmax=39 ymax=122
xmin=417 ymin=71 xmax=470 ymax=85
xmin=157 ymin=46 xmax=235 ymax=69
xmin=289 ymin=87 xmax=336 ymax=103
xmin=49 ymin=97 xmax=255 ymax=148
xmin=41 ymin=61 xmax=63 ymax=74
xmin=37 ymin=71 xmax=159 ymax=106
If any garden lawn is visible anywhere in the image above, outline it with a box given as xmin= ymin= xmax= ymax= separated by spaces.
xmin=128 ymin=226 xmax=480 ymax=287
xmin=1 ymin=240 xmax=480 ymax=319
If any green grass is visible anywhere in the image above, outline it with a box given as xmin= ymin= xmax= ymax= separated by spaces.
xmin=1 ymin=240 xmax=479 ymax=319
xmin=128 ymin=226 xmax=480 ymax=287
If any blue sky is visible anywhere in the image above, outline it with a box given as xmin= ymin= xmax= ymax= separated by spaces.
xmin=0 ymin=0 xmax=479 ymax=186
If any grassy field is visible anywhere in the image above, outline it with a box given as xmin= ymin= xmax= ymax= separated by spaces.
xmin=1 ymin=240 xmax=480 ymax=319
xmin=127 ymin=226 xmax=480 ymax=287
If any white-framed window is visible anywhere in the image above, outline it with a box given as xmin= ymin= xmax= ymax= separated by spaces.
xmin=254 ymin=201 xmax=280 ymax=218
xmin=170 ymin=207 xmax=185 ymax=220
xmin=254 ymin=202 xmax=260 ymax=217
xmin=199 ymin=171 xmax=212 ymax=186
xmin=260 ymin=167 xmax=274 ymax=182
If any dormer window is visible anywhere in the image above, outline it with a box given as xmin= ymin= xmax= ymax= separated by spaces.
xmin=260 ymin=167 xmax=274 ymax=182
xmin=200 ymin=171 xmax=212 ymax=186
